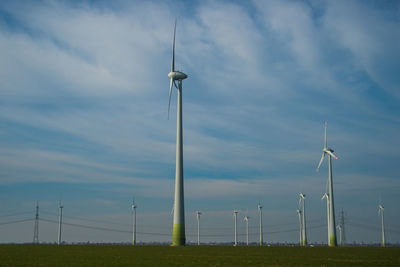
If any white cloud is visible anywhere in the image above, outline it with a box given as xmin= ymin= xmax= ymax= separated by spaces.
xmin=324 ymin=0 xmax=400 ymax=98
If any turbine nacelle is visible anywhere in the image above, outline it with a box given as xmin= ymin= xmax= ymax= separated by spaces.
xmin=168 ymin=71 xmax=187 ymax=81
xmin=317 ymin=123 xmax=339 ymax=171
xmin=233 ymin=209 xmax=239 ymax=219
xmin=378 ymin=205 xmax=384 ymax=214
xmin=324 ymin=147 xmax=334 ymax=153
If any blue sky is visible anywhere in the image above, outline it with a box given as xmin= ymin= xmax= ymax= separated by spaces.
xmin=0 ymin=0 xmax=399 ymax=244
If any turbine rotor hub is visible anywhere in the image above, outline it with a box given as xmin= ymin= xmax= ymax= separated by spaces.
xmin=168 ymin=71 xmax=187 ymax=80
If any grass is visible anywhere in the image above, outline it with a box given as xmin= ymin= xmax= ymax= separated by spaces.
xmin=0 ymin=245 xmax=399 ymax=266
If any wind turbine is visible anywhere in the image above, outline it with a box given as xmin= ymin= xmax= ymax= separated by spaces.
xmin=317 ymin=121 xmax=338 ymax=247
xmin=233 ymin=209 xmax=239 ymax=246
xmin=322 ymin=192 xmax=330 ymax=244
xmin=57 ymin=201 xmax=63 ymax=246
xmin=378 ymin=204 xmax=385 ymax=247
xmin=244 ymin=215 xmax=250 ymax=246
xmin=296 ymin=209 xmax=302 ymax=246
xmin=258 ymin=203 xmax=263 ymax=246
xmin=132 ymin=199 xmax=137 ymax=246
xmin=168 ymin=19 xmax=188 ymax=246
xmin=299 ymin=193 xmax=307 ymax=246
xmin=336 ymin=225 xmax=343 ymax=246
xmin=196 ymin=211 xmax=201 ymax=246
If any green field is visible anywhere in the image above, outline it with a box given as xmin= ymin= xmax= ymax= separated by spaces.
xmin=0 ymin=245 xmax=399 ymax=266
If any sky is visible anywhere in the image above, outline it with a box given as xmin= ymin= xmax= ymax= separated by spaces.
xmin=0 ymin=0 xmax=399 ymax=244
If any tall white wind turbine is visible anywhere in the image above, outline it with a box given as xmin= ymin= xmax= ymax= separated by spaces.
xmin=317 ymin=121 xmax=338 ymax=247
xmin=132 ymin=199 xmax=137 ymax=246
xmin=233 ymin=209 xmax=238 ymax=246
xmin=57 ymin=201 xmax=63 ymax=245
xmin=168 ymin=20 xmax=188 ymax=246
xmin=244 ymin=215 xmax=250 ymax=246
xmin=296 ymin=209 xmax=302 ymax=246
xmin=196 ymin=211 xmax=201 ymax=246
xmin=378 ymin=204 xmax=385 ymax=247
xmin=299 ymin=193 xmax=307 ymax=246
xmin=258 ymin=203 xmax=263 ymax=246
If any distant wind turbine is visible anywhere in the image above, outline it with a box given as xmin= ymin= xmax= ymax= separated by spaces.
xmin=196 ymin=211 xmax=201 ymax=246
xmin=57 ymin=201 xmax=63 ymax=246
xmin=132 ymin=198 xmax=137 ymax=246
xmin=233 ymin=209 xmax=239 ymax=246
xmin=168 ymin=19 xmax=188 ymax=246
xmin=317 ymin=121 xmax=338 ymax=247
xmin=244 ymin=215 xmax=250 ymax=246
xmin=296 ymin=209 xmax=302 ymax=246
xmin=336 ymin=224 xmax=342 ymax=246
xmin=258 ymin=203 xmax=263 ymax=246
xmin=378 ymin=204 xmax=385 ymax=247
xmin=299 ymin=193 xmax=307 ymax=246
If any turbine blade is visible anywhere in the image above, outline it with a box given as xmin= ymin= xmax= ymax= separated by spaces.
xmin=324 ymin=121 xmax=327 ymax=149
xmin=326 ymin=150 xmax=338 ymax=160
xmin=316 ymin=153 xmax=325 ymax=172
xmin=168 ymin=78 xmax=173 ymax=119
xmin=171 ymin=19 xmax=176 ymax=72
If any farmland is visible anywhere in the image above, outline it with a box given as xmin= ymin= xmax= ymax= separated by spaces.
xmin=0 ymin=245 xmax=399 ymax=266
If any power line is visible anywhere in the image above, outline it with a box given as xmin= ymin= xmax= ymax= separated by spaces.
xmin=0 ymin=211 xmax=33 ymax=218
xmin=38 ymin=217 xmax=327 ymax=238
xmin=0 ymin=218 xmax=34 ymax=225
xmin=348 ymin=221 xmax=400 ymax=235
xmin=41 ymin=210 xmax=132 ymax=227
xmin=40 ymin=218 xmax=132 ymax=234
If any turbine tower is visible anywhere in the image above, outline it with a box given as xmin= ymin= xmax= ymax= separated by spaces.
xmin=196 ymin=211 xmax=201 ymax=246
xmin=296 ymin=209 xmax=302 ymax=246
xmin=337 ymin=225 xmax=342 ymax=246
xmin=132 ymin=199 xmax=137 ymax=246
xmin=244 ymin=215 xmax=250 ymax=246
xmin=378 ymin=204 xmax=385 ymax=247
xmin=299 ymin=193 xmax=307 ymax=246
xmin=258 ymin=203 xmax=263 ymax=246
xmin=233 ymin=209 xmax=238 ymax=246
xmin=322 ymin=192 xmax=330 ymax=244
xmin=317 ymin=121 xmax=338 ymax=247
xmin=168 ymin=19 xmax=188 ymax=246
xmin=57 ymin=201 xmax=63 ymax=245
xmin=33 ymin=201 xmax=39 ymax=244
